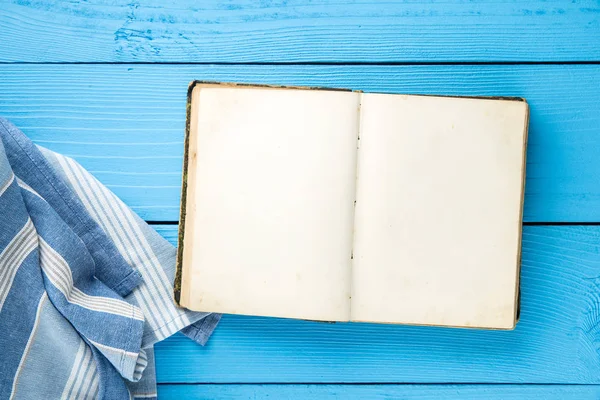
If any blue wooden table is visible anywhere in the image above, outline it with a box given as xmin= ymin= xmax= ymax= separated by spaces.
xmin=2 ymin=1 xmax=600 ymax=398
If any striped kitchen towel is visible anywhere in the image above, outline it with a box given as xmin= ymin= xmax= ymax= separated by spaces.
xmin=0 ymin=118 xmax=221 ymax=399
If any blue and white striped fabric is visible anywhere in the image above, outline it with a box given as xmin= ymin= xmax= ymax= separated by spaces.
xmin=0 ymin=118 xmax=221 ymax=399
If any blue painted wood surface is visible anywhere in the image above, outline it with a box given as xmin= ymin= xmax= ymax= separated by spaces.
xmin=157 ymin=384 xmax=600 ymax=399
xmin=153 ymin=225 xmax=600 ymax=384
xmin=1 ymin=0 xmax=600 ymax=397
xmin=2 ymin=65 xmax=600 ymax=222
xmin=1 ymin=0 xmax=599 ymax=62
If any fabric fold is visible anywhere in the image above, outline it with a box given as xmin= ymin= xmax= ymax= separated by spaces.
xmin=0 ymin=118 xmax=221 ymax=399
xmin=0 ymin=118 xmax=141 ymax=297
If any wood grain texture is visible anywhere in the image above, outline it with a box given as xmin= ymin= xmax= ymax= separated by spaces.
xmin=157 ymin=384 xmax=600 ymax=399
xmin=152 ymin=224 xmax=600 ymax=384
xmin=3 ymin=0 xmax=599 ymax=395
xmin=1 ymin=0 xmax=599 ymax=62
xmin=2 ymin=64 xmax=600 ymax=222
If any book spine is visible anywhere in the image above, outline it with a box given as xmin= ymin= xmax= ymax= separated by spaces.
xmin=173 ymin=81 xmax=198 ymax=305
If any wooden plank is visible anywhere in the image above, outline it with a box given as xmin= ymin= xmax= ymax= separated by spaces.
xmin=1 ymin=64 xmax=600 ymax=222
xmin=1 ymin=0 xmax=599 ymax=62
xmin=153 ymin=224 xmax=600 ymax=383
xmin=157 ymin=384 xmax=600 ymax=399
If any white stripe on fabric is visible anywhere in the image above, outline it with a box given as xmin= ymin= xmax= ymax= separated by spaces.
xmin=9 ymin=293 xmax=48 ymax=400
xmin=53 ymin=155 xmax=166 ymax=338
xmin=132 ymin=348 xmax=148 ymax=381
xmin=69 ymin=156 xmax=191 ymax=332
xmin=133 ymin=394 xmax=158 ymax=399
xmin=0 ymin=218 xmax=37 ymax=311
xmin=101 ymin=176 xmax=191 ymax=332
xmin=56 ymin=155 xmax=188 ymax=340
xmin=0 ymin=172 xmax=15 ymax=196
xmin=80 ymin=366 xmax=99 ymax=400
xmin=39 ymin=238 xmax=144 ymax=321
xmin=74 ymin=350 xmax=96 ymax=400
xmin=88 ymin=370 xmax=100 ymax=400
xmin=61 ymin=341 xmax=87 ymax=399
xmin=16 ymin=177 xmax=43 ymax=199
xmin=83 ymin=165 xmax=180 ymax=322
xmin=62 ymin=341 xmax=94 ymax=400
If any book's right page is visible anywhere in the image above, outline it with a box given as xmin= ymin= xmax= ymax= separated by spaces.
xmin=351 ymin=94 xmax=528 ymax=329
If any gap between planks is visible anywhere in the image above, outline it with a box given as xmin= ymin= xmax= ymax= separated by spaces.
xmin=1 ymin=61 xmax=600 ymax=66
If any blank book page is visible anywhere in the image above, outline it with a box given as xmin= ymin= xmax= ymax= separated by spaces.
xmin=351 ymin=94 xmax=528 ymax=329
xmin=184 ymin=87 xmax=359 ymax=321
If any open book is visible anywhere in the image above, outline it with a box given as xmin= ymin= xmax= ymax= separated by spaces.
xmin=175 ymin=82 xmax=529 ymax=330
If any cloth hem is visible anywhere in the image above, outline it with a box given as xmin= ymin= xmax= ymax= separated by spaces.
xmin=113 ymin=270 xmax=144 ymax=298
xmin=180 ymin=313 xmax=222 ymax=346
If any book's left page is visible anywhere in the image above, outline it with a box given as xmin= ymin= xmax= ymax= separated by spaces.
xmin=179 ymin=84 xmax=360 ymax=322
